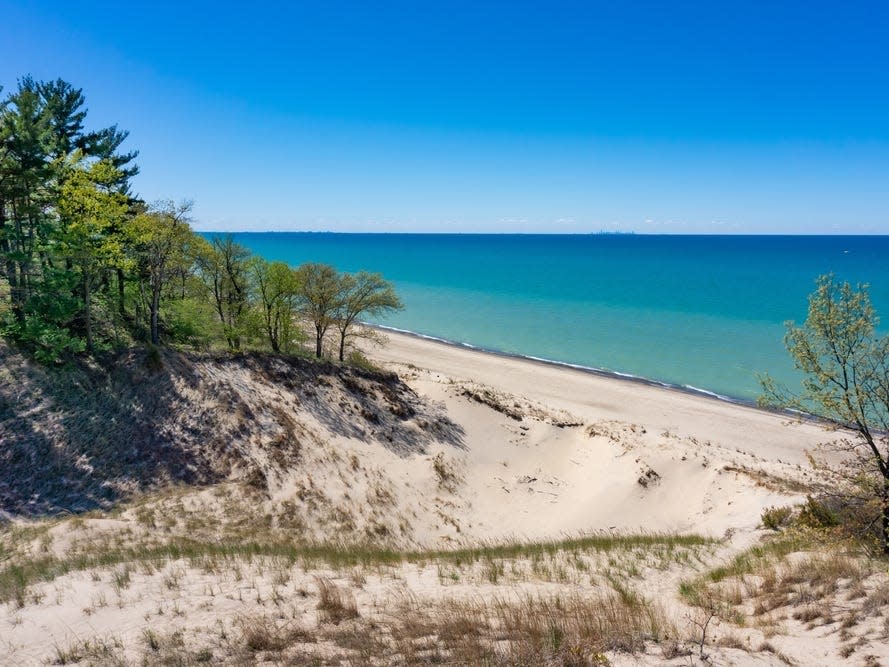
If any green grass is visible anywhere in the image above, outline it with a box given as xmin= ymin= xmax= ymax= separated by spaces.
xmin=679 ymin=534 xmax=810 ymax=608
xmin=0 ymin=530 xmax=714 ymax=605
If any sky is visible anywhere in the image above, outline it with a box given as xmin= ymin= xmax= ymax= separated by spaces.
xmin=2 ymin=1 xmax=888 ymax=233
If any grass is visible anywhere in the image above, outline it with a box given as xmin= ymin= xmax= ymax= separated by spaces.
xmin=0 ymin=519 xmax=712 ymax=665
xmin=315 ymin=576 xmax=359 ymax=623
xmin=680 ymin=528 xmax=889 ymax=663
xmin=0 ymin=529 xmax=714 ymax=605
xmin=214 ymin=588 xmax=670 ymax=665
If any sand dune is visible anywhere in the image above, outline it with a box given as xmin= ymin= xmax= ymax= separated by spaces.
xmin=2 ymin=335 xmax=885 ymax=665
xmin=368 ymin=329 xmax=830 ymax=542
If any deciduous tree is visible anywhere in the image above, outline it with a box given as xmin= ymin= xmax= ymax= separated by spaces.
xmin=56 ymin=156 xmax=128 ymax=352
xmin=334 ymin=271 xmax=402 ymax=362
xmin=126 ymin=200 xmax=193 ymax=344
xmin=760 ymin=275 xmax=889 ymax=554
xmin=297 ymin=262 xmax=344 ymax=358
xmin=194 ymin=234 xmax=250 ymax=350
xmin=250 ymin=257 xmax=300 ymax=352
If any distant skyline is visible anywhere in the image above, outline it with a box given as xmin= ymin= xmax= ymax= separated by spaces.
xmin=3 ymin=1 xmax=888 ymax=233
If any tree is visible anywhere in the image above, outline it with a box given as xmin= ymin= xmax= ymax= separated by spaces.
xmin=333 ymin=271 xmax=402 ymax=362
xmin=250 ymin=257 xmax=300 ymax=352
xmin=194 ymin=235 xmax=250 ymax=351
xmin=1 ymin=77 xmax=139 ymax=357
xmin=126 ymin=200 xmax=193 ymax=344
xmin=297 ymin=263 xmax=344 ymax=358
xmin=56 ymin=156 xmax=128 ymax=352
xmin=0 ymin=77 xmax=55 ymax=319
xmin=760 ymin=275 xmax=889 ymax=554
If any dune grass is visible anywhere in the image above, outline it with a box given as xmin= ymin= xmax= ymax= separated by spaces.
xmin=0 ymin=526 xmax=713 ymax=606
xmin=679 ymin=528 xmax=889 ymax=662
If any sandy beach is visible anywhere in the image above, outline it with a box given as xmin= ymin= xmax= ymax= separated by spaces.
xmin=364 ymin=328 xmax=829 ymax=541
xmin=2 ymin=333 xmax=884 ymax=666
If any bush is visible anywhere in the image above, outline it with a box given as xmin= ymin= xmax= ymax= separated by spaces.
xmin=5 ymin=316 xmax=86 ymax=364
xmin=162 ymin=298 xmax=218 ymax=349
xmin=797 ymin=496 xmax=840 ymax=529
xmin=346 ymin=349 xmax=382 ymax=373
xmin=761 ymin=505 xmax=794 ymax=531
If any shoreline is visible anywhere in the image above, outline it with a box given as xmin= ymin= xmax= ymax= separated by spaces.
xmin=369 ymin=323 xmax=755 ymax=409
xmin=366 ymin=322 xmax=832 ymax=496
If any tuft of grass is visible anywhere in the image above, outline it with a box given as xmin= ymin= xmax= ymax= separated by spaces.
xmin=681 ymin=529 xmax=886 ymax=645
xmin=315 ymin=576 xmax=360 ymax=624
xmin=387 ymin=588 xmax=672 ymax=663
xmin=52 ymin=636 xmax=126 ymax=666
xmin=431 ymin=452 xmax=461 ymax=491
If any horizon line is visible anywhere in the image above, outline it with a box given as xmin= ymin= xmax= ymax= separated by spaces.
xmin=195 ymin=230 xmax=889 ymax=237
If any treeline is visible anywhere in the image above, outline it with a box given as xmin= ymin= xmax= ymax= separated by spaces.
xmin=0 ymin=77 xmax=401 ymax=363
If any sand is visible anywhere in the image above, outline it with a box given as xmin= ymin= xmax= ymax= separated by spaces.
xmin=2 ymin=331 xmax=884 ymax=666
xmin=367 ymin=328 xmax=831 ymax=542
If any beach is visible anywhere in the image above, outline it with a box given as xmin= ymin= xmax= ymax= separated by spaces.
xmin=1 ymin=332 xmax=882 ymax=666
xmin=363 ymin=327 xmax=830 ymax=542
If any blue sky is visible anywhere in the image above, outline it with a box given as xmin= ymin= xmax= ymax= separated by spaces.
xmin=2 ymin=1 xmax=887 ymax=233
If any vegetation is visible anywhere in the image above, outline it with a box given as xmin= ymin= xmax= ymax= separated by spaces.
xmin=760 ymin=275 xmax=889 ymax=554
xmin=1 ymin=511 xmax=705 ymax=664
xmin=0 ymin=76 xmax=401 ymax=363
xmin=334 ymin=271 xmax=403 ymax=361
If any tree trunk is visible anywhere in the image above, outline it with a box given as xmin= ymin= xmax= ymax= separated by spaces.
xmin=883 ymin=476 xmax=889 ymax=556
xmin=269 ymin=326 xmax=279 ymax=353
xmin=315 ymin=326 xmax=323 ymax=358
xmin=117 ymin=268 xmax=127 ymax=318
xmin=84 ymin=276 xmax=93 ymax=353
xmin=339 ymin=329 xmax=346 ymax=362
xmin=150 ymin=287 xmax=160 ymax=345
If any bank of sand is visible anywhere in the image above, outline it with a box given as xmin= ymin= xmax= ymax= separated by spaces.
xmin=365 ymin=328 xmax=830 ymax=543
xmin=5 ymin=332 xmax=880 ymax=666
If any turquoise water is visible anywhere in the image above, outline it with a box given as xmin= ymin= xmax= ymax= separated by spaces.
xmin=223 ymin=233 xmax=889 ymax=402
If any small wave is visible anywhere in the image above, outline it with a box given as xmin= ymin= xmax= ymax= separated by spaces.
xmin=369 ymin=323 xmax=752 ymax=407
xmin=682 ymin=385 xmax=735 ymax=402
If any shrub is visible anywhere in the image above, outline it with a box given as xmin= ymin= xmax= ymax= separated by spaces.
xmin=798 ymin=496 xmax=840 ymax=529
xmin=761 ymin=505 xmax=793 ymax=531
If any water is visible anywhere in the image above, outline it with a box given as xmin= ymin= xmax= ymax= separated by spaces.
xmin=221 ymin=233 xmax=889 ymax=403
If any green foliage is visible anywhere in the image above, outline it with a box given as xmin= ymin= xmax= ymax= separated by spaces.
xmin=297 ymin=263 xmax=346 ymax=358
xmin=194 ymin=235 xmax=252 ymax=351
xmin=761 ymin=274 xmax=889 ymax=553
xmin=5 ymin=315 xmax=86 ymax=363
xmin=1 ymin=75 xmax=403 ymax=364
xmin=125 ymin=200 xmax=194 ymax=345
xmin=797 ymin=496 xmax=840 ymax=529
xmin=346 ymin=349 xmax=382 ymax=373
xmin=162 ymin=297 xmax=218 ymax=349
xmin=250 ymin=257 xmax=301 ymax=352
xmin=334 ymin=270 xmax=403 ymax=361
xmin=761 ymin=505 xmax=794 ymax=531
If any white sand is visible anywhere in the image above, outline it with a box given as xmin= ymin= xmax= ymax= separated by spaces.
xmin=367 ymin=329 xmax=831 ymax=542
xmin=4 ymin=331 xmax=880 ymax=666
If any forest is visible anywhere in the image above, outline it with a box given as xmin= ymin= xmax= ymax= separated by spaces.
xmin=0 ymin=77 xmax=401 ymax=364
